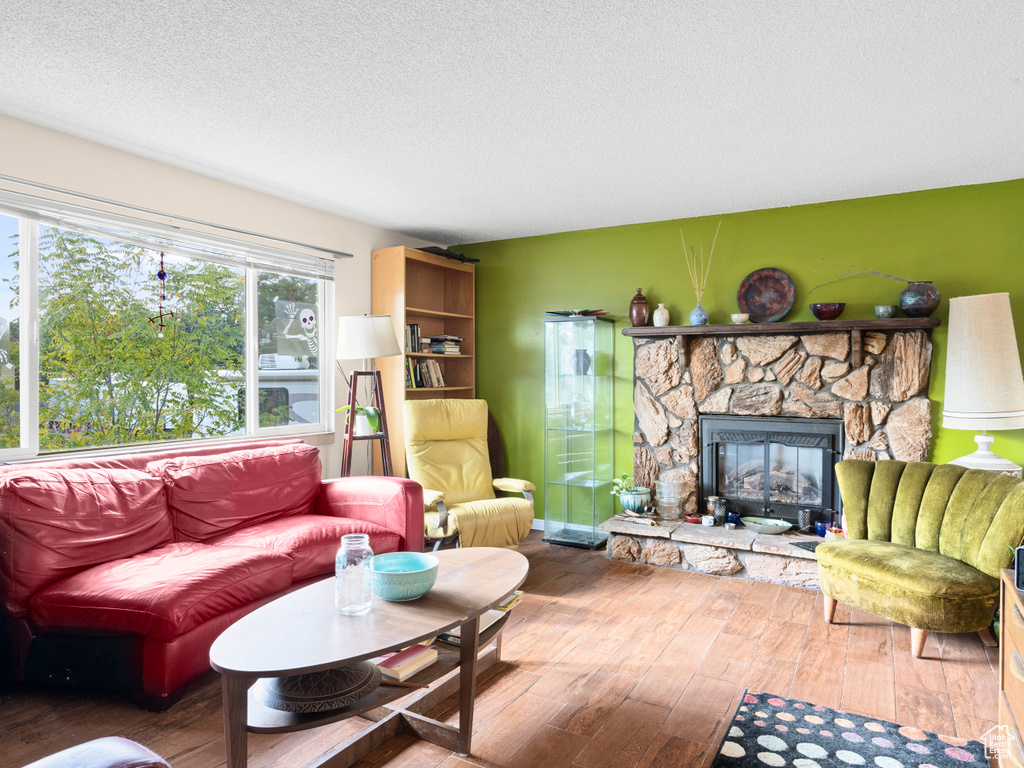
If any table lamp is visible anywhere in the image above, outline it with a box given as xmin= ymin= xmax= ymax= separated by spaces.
xmin=336 ymin=314 xmax=402 ymax=476
xmin=942 ymin=292 xmax=1024 ymax=476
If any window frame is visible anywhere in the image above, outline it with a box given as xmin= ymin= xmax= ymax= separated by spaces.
xmin=0 ymin=198 xmax=336 ymax=462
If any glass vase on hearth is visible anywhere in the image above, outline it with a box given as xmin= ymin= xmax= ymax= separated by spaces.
xmin=336 ymin=533 xmax=374 ymax=615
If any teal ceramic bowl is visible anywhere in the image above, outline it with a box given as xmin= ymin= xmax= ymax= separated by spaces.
xmin=370 ymin=552 xmax=439 ymax=601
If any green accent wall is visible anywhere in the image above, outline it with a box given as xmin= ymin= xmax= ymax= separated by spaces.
xmin=456 ymin=179 xmax=1024 ymax=519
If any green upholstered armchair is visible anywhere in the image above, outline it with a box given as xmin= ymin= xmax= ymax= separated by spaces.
xmin=818 ymin=460 xmax=1024 ymax=657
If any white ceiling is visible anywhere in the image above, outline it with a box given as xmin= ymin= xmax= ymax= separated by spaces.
xmin=1 ymin=1 xmax=1022 ymax=245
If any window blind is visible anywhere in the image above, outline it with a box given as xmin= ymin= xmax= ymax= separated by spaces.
xmin=0 ymin=187 xmax=340 ymax=281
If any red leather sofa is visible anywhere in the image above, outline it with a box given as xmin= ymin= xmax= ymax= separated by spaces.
xmin=0 ymin=439 xmax=423 ymax=709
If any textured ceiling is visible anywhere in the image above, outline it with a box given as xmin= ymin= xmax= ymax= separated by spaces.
xmin=0 ymin=1 xmax=1022 ymax=245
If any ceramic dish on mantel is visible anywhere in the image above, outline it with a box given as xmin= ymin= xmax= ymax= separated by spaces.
xmin=736 ymin=268 xmax=796 ymax=323
xmin=740 ymin=516 xmax=793 ymax=534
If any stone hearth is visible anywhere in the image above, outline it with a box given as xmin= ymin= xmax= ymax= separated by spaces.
xmin=628 ymin=327 xmax=935 ymax=520
xmin=599 ymin=514 xmax=822 ymax=588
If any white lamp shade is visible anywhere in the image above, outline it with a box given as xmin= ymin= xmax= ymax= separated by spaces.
xmin=942 ymin=292 xmax=1024 ymax=431
xmin=336 ymin=315 xmax=402 ymax=361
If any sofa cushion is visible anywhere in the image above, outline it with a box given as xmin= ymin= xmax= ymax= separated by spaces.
xmin=29 ymin=542 xmax=293 ymax=641
xmin=147 ymin=443 xmax=321 ymax=541
xmin=0 ymin=468 xmax=173 ymax=618
xmin=817 ymin=538 xmax=999 ymax=633
xmin=208 ymin=515 xmax=402 ymax=581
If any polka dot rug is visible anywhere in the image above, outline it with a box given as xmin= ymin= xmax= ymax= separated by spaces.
xmin=709 ymin=691 xmax=989 ymax=767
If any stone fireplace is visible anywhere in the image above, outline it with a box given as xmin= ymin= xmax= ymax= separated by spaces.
xmin=600 ymin=319 xmax=939 ymax=585
xmin=629 ymin=321 xmax=938 ymax=522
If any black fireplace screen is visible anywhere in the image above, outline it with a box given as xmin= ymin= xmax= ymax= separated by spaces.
xmin=699 ymin=415 xmax=843 ymax=523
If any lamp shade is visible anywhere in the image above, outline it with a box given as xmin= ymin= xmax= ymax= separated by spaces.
xmin=336 ymin=315 xmax=402 ymax=361
xmin=942 ymin=292 xmax=1024 ymax=431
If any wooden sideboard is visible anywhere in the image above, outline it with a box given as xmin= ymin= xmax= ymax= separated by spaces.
xmin=1000 ymin=569 xmax=1024 ymax=767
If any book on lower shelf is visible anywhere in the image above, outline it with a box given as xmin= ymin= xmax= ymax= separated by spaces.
xmin=436 ymin=591 xmax=524 ymax=646
xmin=374 ymin=643 xmax=438 ymax=681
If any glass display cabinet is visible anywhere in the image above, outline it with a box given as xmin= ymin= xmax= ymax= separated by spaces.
xmin=542 ymin=316 xmax=614 ymax=548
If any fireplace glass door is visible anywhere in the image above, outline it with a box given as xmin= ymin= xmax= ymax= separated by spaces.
xmin=700 ymin=416 xmax=842 ymax=523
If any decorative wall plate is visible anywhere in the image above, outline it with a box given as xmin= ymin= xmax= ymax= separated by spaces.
xmin=736 ymin=268 xmax=796 ymax=323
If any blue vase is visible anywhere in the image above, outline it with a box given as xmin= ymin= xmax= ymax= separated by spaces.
xmin=689 ymin=303 xmax=709 ymax=326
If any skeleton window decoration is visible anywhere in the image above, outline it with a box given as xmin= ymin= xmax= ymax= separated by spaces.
xmin=276 ymin=300 xmax=318 ymax=359
xmin=148 ymin=252 xmax=175 ymax=336
xmin=298 ymin=308 xmax=318 ymax=355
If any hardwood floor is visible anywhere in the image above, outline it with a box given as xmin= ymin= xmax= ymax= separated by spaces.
xmin=1 ymin=531 xmax=1000 ymax=768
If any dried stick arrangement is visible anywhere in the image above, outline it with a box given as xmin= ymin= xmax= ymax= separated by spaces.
xmin=810 ymin=258 xmax=913 ymax=294
xmin=681 ymin=220 xmax=722 ymax=303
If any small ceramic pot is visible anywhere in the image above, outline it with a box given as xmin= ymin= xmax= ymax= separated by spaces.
xmin=629 ymin=289 xmax=650 ymax=327
xmin=899 ymin=281 xmax=940 ymax=317
xmin=619 ymin=487 xmax=652 ymax=514
xmin=875 ymin=304 xmax=897 ymax=319
xmin=652 ymin=303 xmax=670 ymax=327
xmin=731 ymin=313 xmax=749 ymax=324
xmin=353 ymin=413 xmax=375 ymax=436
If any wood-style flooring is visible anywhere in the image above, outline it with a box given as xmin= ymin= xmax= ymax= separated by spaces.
xmin=1 ymin=531 xmax=1000 ymax=768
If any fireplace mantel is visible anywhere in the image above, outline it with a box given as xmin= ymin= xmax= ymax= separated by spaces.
xmin=624 ymin=317 xmax=940 ymax=366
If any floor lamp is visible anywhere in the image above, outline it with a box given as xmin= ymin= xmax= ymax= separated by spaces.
xmin=336 ymin=315 xmax=402 ymax=477
xmin=943 ymin=292 xmax=1024 ymax=477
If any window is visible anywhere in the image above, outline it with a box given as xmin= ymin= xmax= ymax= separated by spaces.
xmin=0 ymin=193 xmax=334 ymax=459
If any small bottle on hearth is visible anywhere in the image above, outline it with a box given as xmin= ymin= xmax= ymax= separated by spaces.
xmin=336 ymin=533 xmax=374 ymax=615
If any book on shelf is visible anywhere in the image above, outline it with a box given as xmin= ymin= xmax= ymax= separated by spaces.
xmin=405 ymin=323 xmax=421 ymax=353
xmin=428 ymin=359 xmax=446 ymax=387
xmin=374 ymin=643 xmax=438 ymax=682
xmin=436 ymin=591 xmax=523 ymax=646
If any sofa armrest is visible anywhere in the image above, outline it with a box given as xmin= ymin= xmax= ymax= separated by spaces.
xmin=315 ymin=477 xmax=424 ymax=553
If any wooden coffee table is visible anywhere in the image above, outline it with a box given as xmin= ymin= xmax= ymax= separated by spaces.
xmin=209 ymin=547 xmax=529 ymax=768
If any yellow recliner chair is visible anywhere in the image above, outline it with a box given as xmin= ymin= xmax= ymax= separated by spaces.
xmin=404 ymin=399 xmax=535 ymax=549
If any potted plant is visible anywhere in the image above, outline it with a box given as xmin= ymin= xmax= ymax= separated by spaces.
xmin=611 ymin=473 xmax=651 ymax=514
xmin=335 ymin=404 xmax=381 ymax=436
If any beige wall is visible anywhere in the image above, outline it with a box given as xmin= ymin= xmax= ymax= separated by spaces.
xmin=0 ymin=114 xmax=433 ymax=476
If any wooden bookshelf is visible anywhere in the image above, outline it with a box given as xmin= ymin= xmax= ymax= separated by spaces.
xmin=372 ymin=246 xmax=476 ymax=476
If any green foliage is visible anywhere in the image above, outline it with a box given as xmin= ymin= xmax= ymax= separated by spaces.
xmin=610 ymin=473 xmax=635 ymax=496
xmin=334 ymin=404 xmax=380 ymax=432
xmin=32 ymin=227 xmax=246 ymax=450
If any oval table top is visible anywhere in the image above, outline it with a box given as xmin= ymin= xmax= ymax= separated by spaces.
xmin=210 ymin=546 xmax=528 ymax=678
